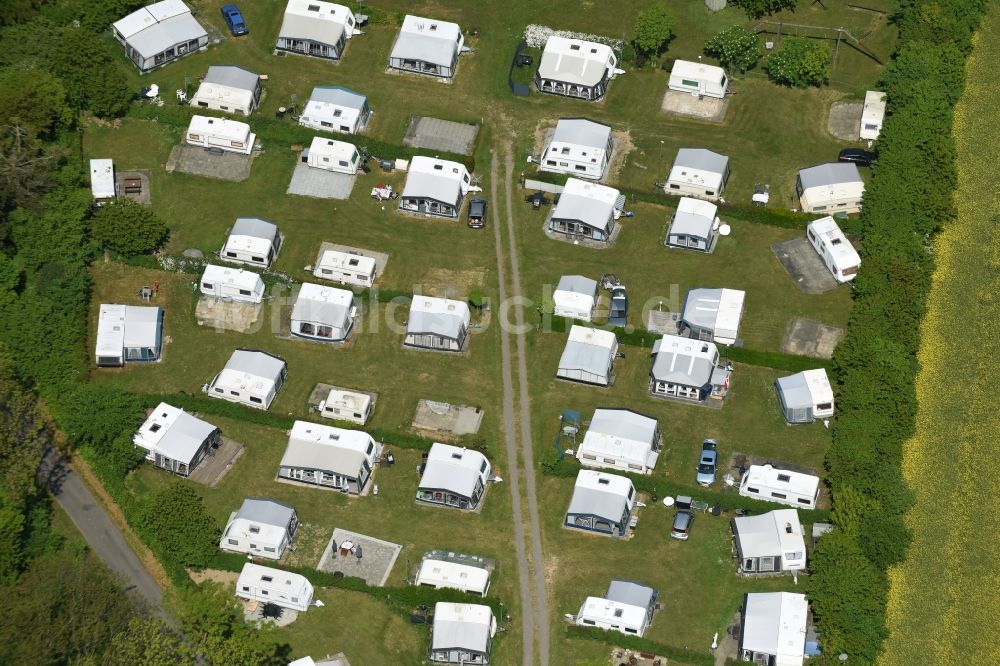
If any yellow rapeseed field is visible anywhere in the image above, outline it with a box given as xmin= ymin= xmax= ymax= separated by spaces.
xmin=880 ymin=6 xmax=1000 ymax=664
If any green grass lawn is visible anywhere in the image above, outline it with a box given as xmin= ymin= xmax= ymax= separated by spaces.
xmin=79 ymin=0 xmax=896 ymax=662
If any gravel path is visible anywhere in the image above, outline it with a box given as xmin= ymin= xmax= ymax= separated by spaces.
xmin=490 ymin=150 xmax=536 ymax=665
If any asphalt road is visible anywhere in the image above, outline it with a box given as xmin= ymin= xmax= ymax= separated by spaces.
xmin=40 ymin=447 xmax=168 ymax=619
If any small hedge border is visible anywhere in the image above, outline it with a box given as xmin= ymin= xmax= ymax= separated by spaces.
xmin=564 ymin=626 xmax=722 ymax=666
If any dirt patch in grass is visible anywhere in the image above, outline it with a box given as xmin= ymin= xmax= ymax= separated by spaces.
xmin=421 ymin=267 xmax=487 ymax=297
xmin=189 ymin=568 xmax=239 ymax=586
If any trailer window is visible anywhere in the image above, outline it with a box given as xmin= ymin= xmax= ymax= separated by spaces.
xmin=817 ymin=402 xmax=832 ymax=411
xmin=239 ymin=289 xmax=251 ymax=296
xmin=797 ymin=497 xmax=813 ymax=505
xmin=771 ymin=492 xmax=787 ymax=499
xmin=202 ymin=282 xmax=213 ymax=290
xmin=249 ymin=396 xmax=262 ymax=404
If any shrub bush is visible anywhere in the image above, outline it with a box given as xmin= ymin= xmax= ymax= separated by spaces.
xmin=765 ymin=37 xmax=830 ymax=87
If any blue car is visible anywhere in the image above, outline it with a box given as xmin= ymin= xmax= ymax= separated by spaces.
xmin=221 ymin=5 xmax=248 ymax=36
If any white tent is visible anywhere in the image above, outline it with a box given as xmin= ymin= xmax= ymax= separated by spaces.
xmin=206 ymin=349 xmax=287 ymax=410
xmin=796 ymin=163 xmax=865 ymax=214
xmin=665 ymin=148 xmax=730 ymax=200
xmin=665 ymin=197 xmax=720 ymax=252
xmin=553 ymin=275 xmax=598 ymax=321
xmin=276 ymin=0 xmax=359 ymax=61
xmin=221 ymin=217 xmax=281 ymax=267
xmin=199 ymin=264 xmax=265 ymax=303
xmin=404 ymin=295 xmax=471 ymax=352
xmin=556 ymin=325 xmax=618 ymax=386
xmin=278 ymin=420 xmax=379 ymax=494
xmin=312 ymin=249 xmax=376 ymax=288
xmin=429 ymin=603 xmax=495 ymax=664
xmin=806 ymin=216 xmax=860 ymax=283
xmin=860 ymin=90 xmax=886 ymax=141
xmin=299 ymin=86 xmax=372 ymax=135
xmin=547 ymin=177 xmax=622 ymax=243
xmin=236 ymin=562 xmax=314 ymax=612
xmin=668 ymin=60 xmax=728 ymax=98
xmin=112 ymin=0 xmax=208 ymax=72
xmin=732 ymin=509 xmax=807 ymax=575
xmin=576 ymin=580 xmax=658 ymax=637
xmin=90 ymin=159 xmax=116 ymax=204
xmin=399 ymin=156 xmax=471 ymax=219
xmin=540 ymin=118 xmax=613 ymax=180
xmin=95 ymin=304 xmax=162 ymax=366
xmin=775 ymin=369 xmax=834 ymax=424
xmin=417 ymin=443 xmax=492 ymax=511
xmin=186 ymin=115 xmax=256 ymax=155
xmin=740 ymin=592 xmax=808 ymax=666
xmin=649 ymin=334 xmax=730 ymax=403
xmin=303 ymin=137 xmax=361 ymax=174
xmin=535 ymin=37 xmax=620 ymax=101
xmin=290 ymin=283 xmax=354 ymax=342
xmin=564 ymin=469 xmax=636 ymax=537
xmin=576 ymin=409 xmax=660 ymax=474
xmin=189 ymin=66 xmax=262 ymax=116
xmin=133 ymin=402 xmax=220 ymax=477
xmin=389 ymin=15 xmax=465 ymax=79
xmin=220 ymin=498 xmax=298 ymax=559
xmin=681 ymin=288 xmax=745 ymax=345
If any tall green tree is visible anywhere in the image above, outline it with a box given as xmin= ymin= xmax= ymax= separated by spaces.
xmin=765 ymin=37 xmax=830 ymax=87
xmin=178 ymin=584 xmax=290 ymax=666
xmin=139 ymin=483 xmax=218 ymax=567
xmin=632 ymin=6 xmax=675 ymax=57
xmin=91 ymin=198 xmax=167 ymax=255
xmin=732 ymin=0 xmax=797 ymax=19
xmin=704 ymin=25 xmax=761 ymax=73
xmin=105 ymin=618 xmax=192 ymax=666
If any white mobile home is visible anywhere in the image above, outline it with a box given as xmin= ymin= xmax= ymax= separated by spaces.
xmin=400 ymin=156 xmax=471 ymax=219
xmin=133 ymin=402 xmax=220 ymax=477
xmin=540 ymin=118 xmax=613 ymax=180
xmin=199 ymin=264 xmax=265 ymax=304
xmin=389 ymin=15 xmax=465 ymax=79
xmin=90 ymin=159 xmax=116 ymax=204
xmin=665 ymin=148 xmax=730 ymax=200
xmin=739 ymin=465 xmax=820 ymax=509
xmin=404 ymin=295 xmax=471 ymax=352
xmin=739 ymin=592 xmax=809 ymax=666
xmin=290 ymin=283 xmax=354 ymax=343
xmin=417 ymin=443 xmax=492 ymax=511
xmin=220 ymin=498 xmax=299 ymax=560
xmin=860 ymin=90 xmax=887 ymax=141
xmin=680 ymin=287 xmax=746 ymax=345
xmin=668 ymin=60 xmax=728 ymax=98
xmin=796 ymin=163 xmax=865 ymax=214
xmin=206 ymin=349 xmax=287 ymax=410
xmin=190 ymin=66 xmax=262 ymax=116
xmin=235 ymin=562 xmax=314 ymax=612
xmin=416 ymin=554 xmax=491 ymax=596
xmin=806 ymin=216 xmax=860 ymax=283
xmin=556 ymin=325 xmax=618 ymax=387
xmin=186 ymin=115 xmax=256 ymax=155
xmin=535 ymin=36 xmax=620 ymax=101
xmin=277 ymin=0 xmax=359 ymax=61
xmin=577 ymin=408 xmax=661 ymax=474
xmin=112 ymin=0 xmax=207 ymax=72
xmin=319 ymin=388 xmax=374 ymax=425
xmin=95 ymin=304 xmax=163 ymax=366
xmin=300 ymin=86 xmax=372 ymax=135
xmin=732 ymin=509 xmax=807 ymax=575
xmin=576 ymin=580 xmax=658 ymax=638
xmin=553 ymin=275 xmax=598 ymax=321
xmin=547 ymin=178 xmax=622 ymax=243
xmin=312 ymin=249 xmax=376 ymax=288
xmin=303 ymin=137 xmax=361 ymax=174
xmin=665 ymin=197 xmax=721 ymax=253
xmin=278 ymin=420 xmax=379 ymax=494
xmin=429 ymin=603 xmax=495 ymax=665
xmin=564 ymin=470 xmax=636 ymax=537
xmin=649 ymin=334 xmax=730 ymax=403
xmin=775 ymin=369 xmax=834 ymax=424
xmin=221 ymin=217 xmax=281 ymax=267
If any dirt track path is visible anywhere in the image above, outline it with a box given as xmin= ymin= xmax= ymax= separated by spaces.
xmin=491 ymin=149 xmax=550 ymax=665
xmin=490 ymin=150 xmax=536 ymax=665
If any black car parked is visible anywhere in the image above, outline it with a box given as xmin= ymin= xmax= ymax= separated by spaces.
xmin=467 ymin=198 xmax=488 ymax=228
xmin=838 ymin=148 xmax=878 ymax=167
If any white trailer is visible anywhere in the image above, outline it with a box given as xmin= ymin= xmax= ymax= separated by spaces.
xmin=806 ymin=216 xmax=860 ymax=283
xmin=668 ymin=60 xmax=728 ymax=98
xmin=186 ymin=115 xmax=256 ymax=155
xmin=312 ymin=249 xmax=376 ymax=287
xmin=303 ymin=137 xmax=361 ymax=174
xmin=199 ymin=264 xmax=265 ymax=303
xmin=860 ymin=90 xmax=887 ymax=141
xmin=90 ymin=159 xmax=117 ymax=204
xmin=739 ymin=464 xmax=820 ymax=509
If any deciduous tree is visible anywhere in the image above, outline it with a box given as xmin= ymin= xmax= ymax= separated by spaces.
xmin=704 ymin=25 xmax=761 ymax=73
xmin=632 ymin=6 xmax=675 ymax=57
xmin=765 ymin=37 xmax=830 ymax=87
xmin=91 ymin=198 xmax=167 ymax=255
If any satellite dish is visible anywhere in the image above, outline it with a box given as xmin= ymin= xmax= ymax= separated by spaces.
xmin=662 ymin=496 xmax=675 ymax=507
xmin=719 ymin=224 xmax=732 ymax=236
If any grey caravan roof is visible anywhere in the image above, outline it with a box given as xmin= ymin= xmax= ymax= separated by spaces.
xmin=235 ymin=497 xmax=295 ymax=528
xmin=391 ymin=30 xmax=456 ymax=68
xmin=670 ymin=209 xmax=714 ymax=238
xmin=606 ymin=580 xmax=656 ymax=610
xmin=559 ymin=340 xmax=613 ymax=376
xmin=674 ymin=148 xmax=729 ymax=175
xmin=551 ymin=118 xmax=612 ymax=149
xmin=552 ymin=190 xmax=614 ymax=233
xmin=556 ymin=275 xmax=598 ymax=296
xmin=310 ymin=85 xmax=367 ymax=109
xmin=203 ymin=65 xmax=259 ymax=91
xmin=798 ymin=162 xmax=861 ymax=189
xmin=775 ymin=373 xmax=813 ymax=411
xmin=567 ymin=482 xmax=628 ymax=523
xmin=431 ymin=611 xmax=491 ymax=653
xmin=291 ymin=297 xmax=351 ymax=330
xmin=159 ymin=410 xmax=218 ymax=463
xmin=225 ymin=349 xmax=286 ymax=380
xmin=280 ymin=438 xmax=365 ymax=477
xmin=408 ymin=309 xmax=464 ymax=340
xmin=129 ymin=13 xmax=207 ymax=59
xmin=278 ymin=8 xmax=348 ymax=46
xmin=401 ymin=171 xmax=461 ymax=205
xmin=650 ymin=340 xmax=715 ymax=386
xmin=588 ymin=409 xmax=658 ymax=446
xmin=682 ymin=288 xmax=723 ymax=331
xmin=231 ymin=217 xmax=279 ymax=242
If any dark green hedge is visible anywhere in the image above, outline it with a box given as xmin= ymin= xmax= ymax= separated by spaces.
xmin=806 ymin=0 xmax=988 ymax=659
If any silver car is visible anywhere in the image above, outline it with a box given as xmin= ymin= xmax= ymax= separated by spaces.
xmin=696 ymin=439 xmax=718 ymax=487
xmin=671 ymin=509 xmax=694 ymax=540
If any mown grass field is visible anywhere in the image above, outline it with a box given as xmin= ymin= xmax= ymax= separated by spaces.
xmin=82 ymin=0 xmax=895 ymax=662
xmin=880 ymin=6 xmax=1000 ymax=664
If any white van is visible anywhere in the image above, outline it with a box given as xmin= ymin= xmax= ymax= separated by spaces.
xmin=806 ymin=216 xmax=860 ymax=283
